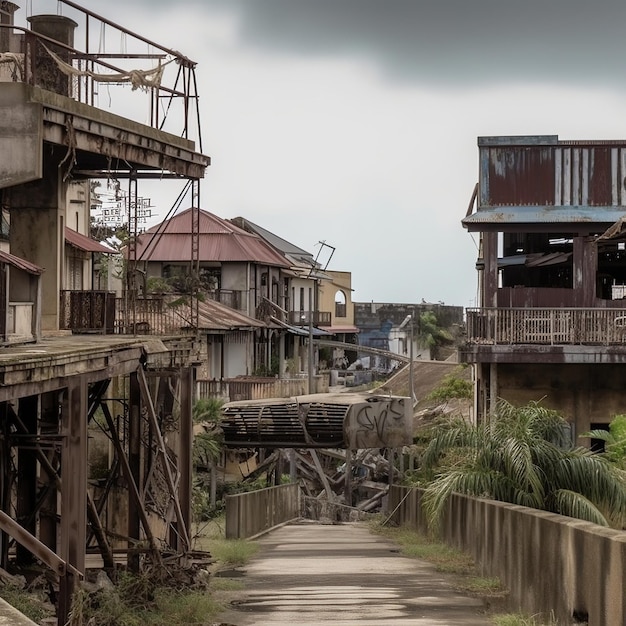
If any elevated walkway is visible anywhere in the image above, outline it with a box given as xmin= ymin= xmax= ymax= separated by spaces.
xmin=217 ymin=521 xmax=491 ymax=625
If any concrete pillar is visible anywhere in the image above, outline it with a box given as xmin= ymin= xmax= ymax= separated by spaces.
xmin=0 ymin=3 xmax=20 ymax=54
xmin=8 ymin=154 xmax=66 ymax=331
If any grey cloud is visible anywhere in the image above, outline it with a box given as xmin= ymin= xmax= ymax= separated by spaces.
xmin=195 ymin=0 xmax=626 ymax=88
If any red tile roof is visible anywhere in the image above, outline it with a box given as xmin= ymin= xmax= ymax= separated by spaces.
xmin=134 ymin=208 xmax=289 ymax=267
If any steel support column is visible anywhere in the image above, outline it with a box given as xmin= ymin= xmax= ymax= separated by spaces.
xmin=58 ymin=377 xmax=87 ymax=625
xmin=177 ymin=367 xmax=193 ymax=552
xmin=128 ymin=371 xmax=141 ymax=572
xmin=16 ymin=396 xmax=38 ymax=565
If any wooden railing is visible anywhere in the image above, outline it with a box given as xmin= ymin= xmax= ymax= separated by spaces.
xmin=466 ymin=307 xmax=626 ymax=345
xmin=287 ymin=311 xmax=332 ymax=326
xmin=206 ymin=289 xmax=247 ymax=311
xmin=197 ymin=376 xmax=329 ymax=402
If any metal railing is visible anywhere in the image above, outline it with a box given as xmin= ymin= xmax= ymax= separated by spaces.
xmin=197 ymin=375 xmax=329 ymax=402
xmin=0 ymin=1 xmax=201 ymax=143
xmin=287 ymin=310 xmax=332 ymax=326
xmin=466 ymin=307 xmax=626 ymax=345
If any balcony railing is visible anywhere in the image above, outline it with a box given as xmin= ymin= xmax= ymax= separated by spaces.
xmin=61 ymin=291 xmax=195 ymax=335
xmin=288 ymin=311 xmax=332 ymax=326
xmin=206 ymin=289 xmax=247 ymax=312
xmin=466 ymin=307 xmax=626 ymax=346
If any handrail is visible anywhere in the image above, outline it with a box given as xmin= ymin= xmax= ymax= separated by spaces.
xmin=465 ymin=307 xmax=626 ymax=346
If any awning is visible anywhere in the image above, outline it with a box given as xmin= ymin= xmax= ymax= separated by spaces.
xmin=0 ymin=250 xmax=43 ymax=275
xmin=65 ymin=227 xmax=116 ymax=254
xmin=463 ymin=206 xmax=626 ymax=231
xmin=270 ymin=316 xmax=332 ymax=336
xmin=319 ymin=325 xmax=360 ymax=334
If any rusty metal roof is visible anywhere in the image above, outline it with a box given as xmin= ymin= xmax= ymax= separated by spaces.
xmin=65 ymin=228 xmax=115 ymax=254
xmin=135 ymin=208 xmax=289 ymax=266
xmin=463 ymin=206 xmax=626 ymax=231
xmin=162 ymin=295 xmax=267 ymax=332
xmin=196 ymin=297 xmax=267 ymax=331
xmin=0 ymin=250 xmax=43 ymax=275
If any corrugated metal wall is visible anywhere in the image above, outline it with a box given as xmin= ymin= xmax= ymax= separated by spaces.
xmin=480 ymin=140 xmax=626 ymax=207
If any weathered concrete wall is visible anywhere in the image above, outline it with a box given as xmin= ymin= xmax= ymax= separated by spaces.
xmin=389 ymin=486 xmax=626 ymax=626
xmin=225 ymin=483 xmax=300 ymax=539
xmin=489 ymin=362 xmax=626 ymax=440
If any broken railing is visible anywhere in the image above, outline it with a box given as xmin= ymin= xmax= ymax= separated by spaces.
xmin=0 ymin=1 xmax=201 ymax=142
xmin=466 ymin=307 xmax=626 ymax=345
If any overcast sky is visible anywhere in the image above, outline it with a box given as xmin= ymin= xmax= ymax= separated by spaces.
xmin=25 ymin=0 xmax=626 ymax=307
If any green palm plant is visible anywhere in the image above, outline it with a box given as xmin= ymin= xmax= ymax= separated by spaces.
xmin=192 ymin=398 xmax=224 ymax=469
xmin=421 ymin=400 xmax=626 ymax=530
xmin=580 ymin=414 xmax=626 ymax=470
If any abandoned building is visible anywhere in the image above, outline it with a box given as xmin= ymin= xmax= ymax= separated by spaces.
xmin=461 ymin=135 xmax=626 ymax=436
xmin=0 ymin=2 xmax=209 ymax=623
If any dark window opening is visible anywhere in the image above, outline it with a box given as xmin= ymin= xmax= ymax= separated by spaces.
xmin=589 ymin=422 xmax=610 ymax=453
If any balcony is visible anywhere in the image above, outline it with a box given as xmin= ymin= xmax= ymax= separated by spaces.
xmin=287 ymin=310 xmax=332 ymax=326
xmin=206 ymin=289 xmax=247 ymax=312
xmin=61 ymin=291 xmax=195 ymax=335
xmin=466 ymin=307 xmax=626 ymax=346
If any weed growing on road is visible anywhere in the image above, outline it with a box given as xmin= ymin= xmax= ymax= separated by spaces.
xmin=492 ymin=613 xmax=559 ymax=626
xmin=368 ymin=520 xmax=507 ymax=600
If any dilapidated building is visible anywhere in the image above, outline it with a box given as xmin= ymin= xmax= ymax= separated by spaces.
xmin=0 ymin=2 xmax=209 ymax=622
xmin=462 ymin=135 xmax=626 ymax=436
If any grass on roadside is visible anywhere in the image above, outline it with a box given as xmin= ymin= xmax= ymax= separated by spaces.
xmin=492 ymin=613 xmax=558 ymax=626
xmin=192 ymin=513 xmax=260 ymax=568
xmin=0 ymin=584 xmax=55 ymax=623
xmin=368 ymin=520 xmax=506 ymax=597
xmin=368 ymin=521 xmax=565 ymax=626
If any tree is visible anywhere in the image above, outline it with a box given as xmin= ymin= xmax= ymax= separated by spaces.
xmin=421 ymin=400 xmax=626 ymax=530
xmin=417 ymin=311 xmax=453 ymax=360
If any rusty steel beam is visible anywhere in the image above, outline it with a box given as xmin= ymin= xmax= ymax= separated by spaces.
xmin=100 ymin=396 xmax=162 ymax=567
xmin=87 ymin=492 xmax=115 ymax=571
xmin=0 ymin=510 xmax=68 ymax=577
xmin=58 ymin=378 xmax=88 ymax=626
xmin=178 ymin=368 xmax=193 ymax=550
xmin=137 ymin=367 xmax=190 ymax=552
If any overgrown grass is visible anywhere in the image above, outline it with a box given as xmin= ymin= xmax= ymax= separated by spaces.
xmin=66 ymin=514 xmax=258 ymax=626
xmin=192 ymin=513 xmax=259 ymax=567
xmin=0 ymin=584 xmax=54 ymax=623
xmin=492 ymin=613 xmax=558 ymax=626
xmin=369 ymin=520 xmax=506 ymax=597
xmin=69 ymin=574 xmax=224 ymax=626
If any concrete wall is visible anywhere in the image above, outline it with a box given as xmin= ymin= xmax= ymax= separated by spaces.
xmin=389 ymin=486 xmax=626 ymax=626
xmin=225 ymin=483 xmax=300 ymax=539
xmin=485 ymin=362 xmax=626 ymax=441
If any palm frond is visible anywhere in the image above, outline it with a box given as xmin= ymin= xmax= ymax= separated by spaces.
xmin=551 ymin=489 xmax=609 ymax=527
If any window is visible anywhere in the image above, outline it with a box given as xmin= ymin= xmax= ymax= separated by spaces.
xmin=335 ymin=290 xmax=346 ymax=318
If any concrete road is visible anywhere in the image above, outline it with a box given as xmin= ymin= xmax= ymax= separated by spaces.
xmin=217 ymin=521 xmax=494 ymax=626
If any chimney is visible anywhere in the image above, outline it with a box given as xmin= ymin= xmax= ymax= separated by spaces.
xmin=26 ymin=13 xmax=77 ymax=96
xmin=0 ymin=2 xmax=19 ymax=52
